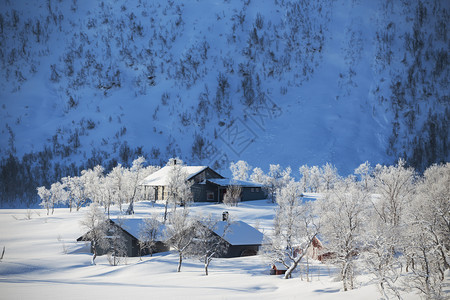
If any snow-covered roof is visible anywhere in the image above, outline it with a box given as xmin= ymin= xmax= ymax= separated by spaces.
xmin=212 ymin=221 xmax=264 ymax=246
xmin=140 ymin=165 xmax=208 ymax=186
xmin=110 ymin=218 xmax=165 ymax=241
xmin=207 ymin=178 xmax=263 ymax=188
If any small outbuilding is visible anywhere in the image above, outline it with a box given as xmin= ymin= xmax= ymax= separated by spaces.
xmin=77 ymin=218 xmax=169 ymax=257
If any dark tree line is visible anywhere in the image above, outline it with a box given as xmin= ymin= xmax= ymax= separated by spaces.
xmin=0 ymin=142 xmax=167 ymax=207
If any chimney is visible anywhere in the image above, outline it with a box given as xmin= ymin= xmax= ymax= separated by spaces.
xmin=173 ymin=159 xmax=177 ymax=165
xmin=222 ymin=211 xmax=229 ymax=222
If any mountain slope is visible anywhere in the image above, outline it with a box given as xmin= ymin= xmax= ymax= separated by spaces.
xmin=0 ymin=0 xmax=448 ymax=205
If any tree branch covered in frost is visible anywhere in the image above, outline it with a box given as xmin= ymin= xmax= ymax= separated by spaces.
xmin=191 ymin=214 xmax=230 ymax=276
xmin=163 ymin=158 xmax=193 ymax=222
xmin=79 ymin=202 xmax=109 ymax=265
xmin=223 ymin=183 xmax=242 ymax=207
xmin=317 ymin=177 xmax=370 ymax=291
xmin=138 ymin=215 xmax=161 ymax=258
xmin=165 ymin=209 xmax=196 ymax=273
xmin=262 ymin=180 xmax=319 ymax=279
xmin=36 ymin=157 xmax=159 ymax=214
xmin=316 ymin=159 xmax=449 ymax=299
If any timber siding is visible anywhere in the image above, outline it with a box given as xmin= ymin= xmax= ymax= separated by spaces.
xmin=240 ymin=187 xmax=265 ymax=201
xmin=77 ymin=219 xmax=169 ymax=257
xmin=225 ymin=244 xmax=260 ymax=258
xmin=191 ymin=181 xmax=223 ymax=202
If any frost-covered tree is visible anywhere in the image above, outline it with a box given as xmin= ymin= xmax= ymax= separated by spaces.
xmin=138 ymin=216 xmax=162 ymax=258
xmin=308 ymin=166 xmax=321 ymax=193
xmin=263 ymin=180 xmax=319 ymax=279
xmin=250 ymin=167 xmax=267 ymax=184
xmin=361 ymin=214 xmax=403 ymax=299
xmin=230 ymin=160 xmax=251 ymax=181
xmin=354 ymin=161 xmax=373 ymax=191
xmin=193 ymin=214 xmax=229 ymax=275
xmin=106 ymin=217 xmax=127 ymax=266
xmin=61 ymin=176 xmax=75 ymax=212
xmin=38 ymin=183 xmax=66 ymax=215
xmin=371 ymin=158 xmax=415 ymax=228
xmin=299 ymin=164 xmax=311 ymax=193
xmin=79 ymin=202 xmax=109 ymax=265
xmin=140 ymin=164 xmax=161 ymax=205
xmin=362 ymin=159 xmax=416 ymax=298
xmin=98 ymin=176 xmax=115 ymax=217
xmin=108 ymin=164 xmax=126 ymax=212
xmin=265 ymin=164 xmax=292 ymax=202
xmin=123 ymin=156 xmax=147 ymax=214
xmin=37 ymin=186 xmax=51 ymax=215
xmin=320 ymin=163 xmax=340 ymax=191
xmin=67 ymin=173 xmax=90 ymax=211
xmin=402 ymin=163 xmax=450 ymax=299
xmin=48 ymin=182 xmax=68 ymax=214
xmin=164 ymin=158 xmax=192 ymax=222
xmin=165 ymin=209 xmax=196 ymax=272
xmin=223 ymin=182 xmax=242 ymax=207
xmin=318 ymin=177 xmax=369 ymax=291
xmin=84 ymin=165 xmax=105 ymax=205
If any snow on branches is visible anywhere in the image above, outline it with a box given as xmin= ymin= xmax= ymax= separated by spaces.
xmin=263 ymin=180 xmax=319 ymax=279
xmin=36 ymin=157 xmax=159 ymax=214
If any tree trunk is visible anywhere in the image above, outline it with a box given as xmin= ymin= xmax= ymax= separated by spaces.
xmin=164 ymin=200 xmax=169 ymax=223
xmin=342 ymin=263 xmax=348 ymax=291
xmin=177 ymin=253 xmax=182 ymax=272
xmin=284 ymin=259 xmax=299 ymax=279
xmin=204 ymin=256 xmax=210 ymax=276
xmin=92 ymin=248 xmax=97 ymax=265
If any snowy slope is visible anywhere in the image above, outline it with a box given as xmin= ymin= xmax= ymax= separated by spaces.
xmin=0 ymin=0 xmax=448 ymax=205
xmin=0 ymin=200 xmax=425 ymax=299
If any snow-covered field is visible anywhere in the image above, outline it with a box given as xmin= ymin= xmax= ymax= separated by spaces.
xmin=0 ymin=200 xmax=421 ymax=299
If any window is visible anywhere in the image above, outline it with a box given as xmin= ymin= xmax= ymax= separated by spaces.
xmin=207 ymin=191 xmax=214 ymax=201
xmin=251 ymin=188 xmax=255 ymax=193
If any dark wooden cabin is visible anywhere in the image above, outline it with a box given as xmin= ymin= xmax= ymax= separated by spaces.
xmin=141 ymin=164 xmax=267 ymax=203
xmin=201 ymin=220 xmax=264 ymax=258
xmin=77 ymin=218 xmax=169 ymax=257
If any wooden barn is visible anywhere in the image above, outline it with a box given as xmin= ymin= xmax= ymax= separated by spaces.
xmin=141 ymin=163 xmax=266 ymax=203
xmin=77 ymin=218 xmax=169 ymax=257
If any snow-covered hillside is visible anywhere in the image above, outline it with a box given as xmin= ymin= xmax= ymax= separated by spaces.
xmin=0 ymin=0 xmax=448 ymax=205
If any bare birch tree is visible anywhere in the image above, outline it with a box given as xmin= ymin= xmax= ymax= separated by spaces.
xmin=79 ymin=203 xmax=109 ymax=265
xmin=193 ymin=214 xmax=230 ymax=275
xmin=223 ymin=182 xmax=242 ymax=206
xmin=318 ymin=177 xmax=370 ymax=291
xmin=263 ymin=180 xmax=319 ymax=279
xmin=139 ymin=216 xmax=163 ymax=258
xmin=165 ymin=209 xmax=196 ymax=272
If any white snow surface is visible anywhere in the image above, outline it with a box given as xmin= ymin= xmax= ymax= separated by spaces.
xmin=0 ymin=199 xmax=425 ymax=300
xmin=213 ymin=220 xmax=264 ymax=246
